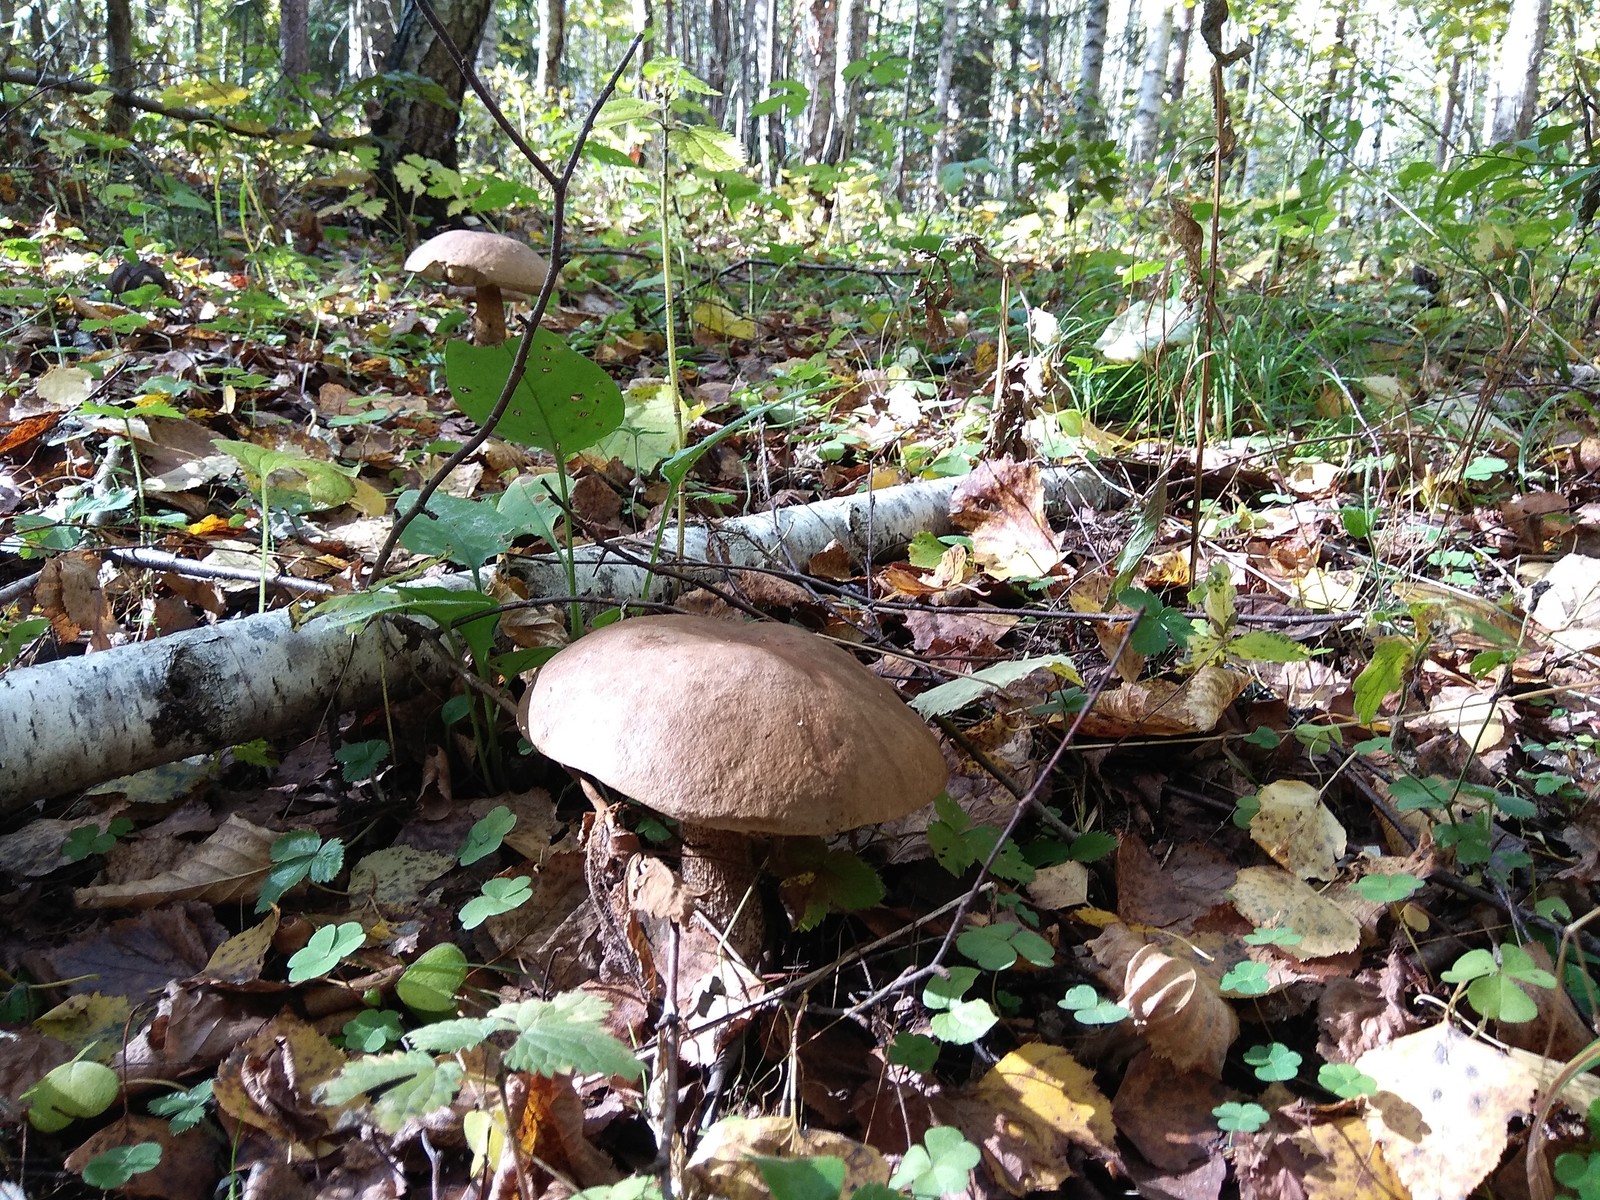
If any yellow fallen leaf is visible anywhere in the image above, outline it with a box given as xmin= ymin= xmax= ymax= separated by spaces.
xmin=1299 ymin=1114 xmax=1411 ymax=1200
xmin=692 ymin=300 xmax=758 ymax=341
xmin=1357 ymin=1023 xmax=1538 ymax=1200
xmin=1249 ymin=780 xmax=1347 ymax=881
xmin=1227 ymin=866 xmax=1361 ymax=959
xmin=968 ymin=1043 xmax=1116 ymax=1194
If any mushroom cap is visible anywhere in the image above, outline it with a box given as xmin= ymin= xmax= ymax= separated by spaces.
xmin=519 ymin=615 xmax=947 ymax=836
xmin=404 ymin=230 xmax=549 ymax=294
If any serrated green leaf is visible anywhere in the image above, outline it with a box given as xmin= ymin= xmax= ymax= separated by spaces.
xmin=489 ymin=993 xmax=644 ymax=1079
xmin=316 ymin=1051 xmax=465 ymax=1133
xmin=1228 ymin=629 xmax=1311 ymax=663
xmin=1353 ymin=638 xmax=1415 ymax=724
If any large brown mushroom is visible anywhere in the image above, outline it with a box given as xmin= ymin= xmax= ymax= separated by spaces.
xmin=517 ymin=614 xmax=947 ymax=959
xmin=404 ymin=229 xmax=549 ymax=345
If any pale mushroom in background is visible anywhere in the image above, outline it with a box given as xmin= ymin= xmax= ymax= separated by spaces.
xmin=404 ymin=229 xmax=549 ymax=345
xmin=518 ymin=614 xmax=948 ymax=960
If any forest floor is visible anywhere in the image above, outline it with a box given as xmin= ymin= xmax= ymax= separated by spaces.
xmin=3 ymin=194 xmax=1600 ymax=1200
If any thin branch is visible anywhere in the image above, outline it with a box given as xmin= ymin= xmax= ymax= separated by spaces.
xmin=0 ymin=66 xmax=366 ymax=150
xmin=369 ymin=29 xmax=643 ymax=580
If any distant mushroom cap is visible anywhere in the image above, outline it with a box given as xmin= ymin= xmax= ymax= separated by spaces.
xmin=403 ymin=230 xmax=549 ymax=294
xmin=519 ymin=615 xmax=947 ymax=836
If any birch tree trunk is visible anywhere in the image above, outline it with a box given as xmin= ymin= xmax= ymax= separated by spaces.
xmin=758 ymin=0 xmax=781 ymax=184
xmin=825 ymin=0 xmax=863 ymax=162
xmin=800 ymin=0 xmax=838 ymax=162
xmin=1167 ymin=0 xmax=1190 ymax=104
xmin=1077 ymin=0 xmax=1109 ymax=132
xmin=348 ymin=0 xmax=395 ymax=78
xmin=537 ymin=0 xmax=565 ymax=97
xmin=0 ymin=467 xmax=1119 ymax=812
xmin=891 ymin=0 xmax=921 ymax=202
xmin=1481 ymin=0 xmax=1551 ymax=145
xmin=1436 ymin=53 xmax=1462 ymax=167
xmin=1127 ymin=0 xmax=1171 ymax=164
xmin=928 ymin=0 xmax=960 ymax=205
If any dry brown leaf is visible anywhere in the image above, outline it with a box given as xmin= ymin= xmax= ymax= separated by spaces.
xmin=949 ymin=457 xmax=1063 ymax=580
xmin=1357 ymin=1023 xmax=1538 ymax=1200
xmin=35 ymin=549 xmax=115 ymax=649
xmin=1248 ymin=780 xmax=1347 ymax=882
xmin=961 ymin=1043 xmax=1117 ymax=1194
xmin=1228 ymin=866 xmax=1362 ymax=959
xmin=200 ymin=912 xmax=279 ymax=985
xmin=1067 ymin=572 xmax=1145 ymax=682
xmin=64 ymin=1113 xmax=217 ymax=1200
xmin=1076 ymin=666 xmax=1247 ymax=736
xmin=1024 ymin=861 xmax=1090 ymax=911
xmin=1121 ymin=943 xmax=1238 ymax=1076
xmin=1113 ymin=1050 xmax=1228 ymax=1173
xmin=73 ymin=814 xmax=277 ymax=910
xmin=213 ymin=1012 xmax=348 ymax=1160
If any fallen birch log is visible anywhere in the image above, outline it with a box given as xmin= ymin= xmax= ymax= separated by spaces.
xmin=0 ymin=464 xmax=1120 ymax=812
xmin=503 ymin=464 xmax=1122 ymax=597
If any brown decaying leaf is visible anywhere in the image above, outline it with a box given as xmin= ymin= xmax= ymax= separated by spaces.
xmin=1113 ymin=1049 xmax=1228 ymax=1174
xmin=35 ymin=549 xmax=115 ymax=649
xmin=686 ymin=1115 xmax=891 ymax=1200
xmin=1121 ymin=943 xmax=1238 ymax=1076
xmin=73 ymin=814 xmax=277 ymax=910
xmin=949 ymin=457 xmax=1064 ymax=580
xmin=213 ymin=1012 xmax=348 ymax=1160
xmin=65 ymin=1113 xmax=218 ymax=1200
xmin=1248 ymin=779 xmax=1347 ymax=882
xmin=1227 ymin=865 xmax=1362 ymax=960
xmin=1075 ymin=666 xmax=1247 ymax=737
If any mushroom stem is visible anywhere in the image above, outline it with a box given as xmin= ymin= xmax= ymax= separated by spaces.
xmin=473 ymin=284 xmax=507 ymax=344
xmin=678 ymin=823 xmax=765 ymax=963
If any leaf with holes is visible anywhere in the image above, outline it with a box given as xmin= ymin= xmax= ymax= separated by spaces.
xmin=446 ymin=334 xmax=624 ymax=454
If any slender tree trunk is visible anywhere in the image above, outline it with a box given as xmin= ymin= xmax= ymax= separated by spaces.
xmin=758 ymin=0 xmax=781 ymax=184
xmin=537 ymin=0 xmax=565 ymax=96
xmin=706 ymin=0 xmax=729 ymax=121
xmin=191 ymin=0 xmax=204 ymax=66
xmin=348 ymin=0 xmax=395 ymax=76
xmin=1167 ymin=0 xmax=1191 ymax=103
xmin=1481 ymin=0 xmax=1552 ymax=145
xmin=1127 ymin=0 xmax=1171 ymax=163
xmin=1436 ymin=53 xmax=1462 ymax=167
xmin=825 ymin=0 xmax=862 ymax=161
xmin=371 ymin=0 xmax=494 ymax=230
xmin=892 ymin=0 xmax=921 ymax=201
xmin=1238 ymin=29 xmax=1268 ymax=195
xmin=1077 ymin=0 xmax=1109 ymax=132
xmin=476 ymin=1 xmax=497 ymax=69
xmin=928 ymin=0 xmax=960 ymax=204
xmin=800 ymin=0 xmax=837 ymax=162
xmin=106 ymin=0 xmax=134 ymax=134
xmin=1315 ymin=6 xmax=1348 ymax=133
xmin=633 ymin=0 xmax=653 ymax=79
xmin=280 ymin=0 xmax=309 ymax=78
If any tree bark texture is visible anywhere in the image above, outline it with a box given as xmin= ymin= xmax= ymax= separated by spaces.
xmin=106 ymin=0 xmax=134 ymax=134
xmin=1076 ymin=0 xmax=1109 ymax=131
xmin=1481 ymin=0 xmax=1551 ymax=145
xmin=801 ymin=0 xmax=837 ymax=163
xmin=536 ymin=0 xmax=565 ymax=96
xmin=347 ymin=0 xmax=397 ymax=78
xmin=370 ymin=0 xmax=493 ymax=229
xmin=928 ymin=0 xmax=960 ymax=204
xmin=279 ymin=0 xmax=309 ymax=78
xmin=1127 ymin=0 xmax=1171 ymax=164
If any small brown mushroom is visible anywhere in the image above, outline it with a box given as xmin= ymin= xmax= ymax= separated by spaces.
xmin=403 ymin=229 xmax=549 ymax=345
xmin=518 ymin=615 xmax=947 ymax=960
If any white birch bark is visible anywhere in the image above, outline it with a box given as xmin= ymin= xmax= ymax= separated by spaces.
xmin=1127 ymin=0 xmax=1171 ymax=164
xmin=1480 ymin=0 xmax=1551 ymax=146
xmin=0 ymin=467 xmax=1119 ymax=812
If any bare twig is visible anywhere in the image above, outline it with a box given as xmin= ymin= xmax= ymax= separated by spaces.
xmin=369 ymin=27 xmax=643 ymax=579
